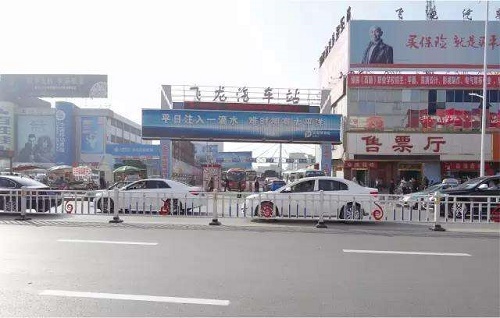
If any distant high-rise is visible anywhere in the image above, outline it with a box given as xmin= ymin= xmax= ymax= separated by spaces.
xmin=426 ymin=0 xmax=438 ymax=20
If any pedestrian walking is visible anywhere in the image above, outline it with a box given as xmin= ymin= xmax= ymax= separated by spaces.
xmin=254 ymin=179 xmax=260 ymax=192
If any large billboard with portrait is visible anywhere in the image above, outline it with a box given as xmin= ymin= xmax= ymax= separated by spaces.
xmin=142 ymin=109 xmax=342 ymax=144
xmin=349 ymin=20 xmax=500 ymax=69
xmin=16 ymin=116 xmax=56 ymax=164
xmin=80 ymin=117 xmax=105 ymax=154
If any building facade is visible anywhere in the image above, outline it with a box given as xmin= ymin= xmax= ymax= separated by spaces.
xmin=318 ymin=18 xmax=500 ymax=187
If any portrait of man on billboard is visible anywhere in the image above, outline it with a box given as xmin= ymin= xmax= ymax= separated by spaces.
xmin=361 ymin=26 xmax=393 ymax=64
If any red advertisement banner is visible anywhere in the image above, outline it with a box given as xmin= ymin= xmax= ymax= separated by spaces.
xmin=348 ymin=74 xmax=500 ymax=88
xmin=406 ymin=109 xmax=500 ymax=130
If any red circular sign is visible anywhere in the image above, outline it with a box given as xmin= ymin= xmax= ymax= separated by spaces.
xmin=491 ymin=207 xmax=500 ymax=223
xmin=65 ymin=203 xmax=74 ymax=214
xmin=372 ymin=209 xmax=383 ymax=221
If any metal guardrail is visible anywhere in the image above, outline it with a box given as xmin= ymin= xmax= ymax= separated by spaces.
xmin=1 ymin=189 xmax=499 ymax=229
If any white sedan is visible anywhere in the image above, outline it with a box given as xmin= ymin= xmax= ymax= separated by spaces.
xmin=244 ymin=176 xmax=383 ymax=220
xmin=94 ymin=179 xmax=204 ymax=214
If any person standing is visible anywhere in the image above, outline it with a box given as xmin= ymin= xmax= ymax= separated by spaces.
xmin=254 ymin=179 xmax=260 ymax=192
xmin=389 ymin=179 xmax=395 ymax=195
xmin=207 ymin=177 xmax=214 ymax=192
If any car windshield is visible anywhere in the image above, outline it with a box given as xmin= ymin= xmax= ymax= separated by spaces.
xmin=15 ymin=177 xmax=48 ymax=187
xmin=453 ymin=177 xmax=487 ymax=190
xmin=227 ymin=171 xmax=245 ymax=182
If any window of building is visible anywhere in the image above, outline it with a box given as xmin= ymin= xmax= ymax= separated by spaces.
xmin=446 ymin=90 xmax=454 ymax=102
xmin=437 ymin=90 xmax=446 ymax=102
xmin=455 ymin=90 xmax=464 ymax=102
xmin=489 ymin=90 xmax=499 ymax=103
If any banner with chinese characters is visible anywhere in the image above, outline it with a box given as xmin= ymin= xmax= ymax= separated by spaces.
xmin=344 ymin=161 xmax=378 ymax=169
xmin=349 ymin=20 xmax=500 ymax=69
xmin=142 ymin=109 xmax=342 ymax=144
xmin=0 ymin=74 xmax=107 ymax=98
xmin=169 ymin=85 xmax=321 ymax=106
xmin=0 ymin=102 xmax=15 ymax=156
xmin=406 ymin=109 xmax=500 ymax=130
xmin=55 ymin=102 xmax=75 ymax=165
xmin=105 ymin=144 xmax=161 ymax=158
xmin=349 ymin=116 xmax=385 ymax=130
xmin=348 ymin=133 xmax=493 ymax=158
xmin=348 ymin=74 xmax=500 ymax=88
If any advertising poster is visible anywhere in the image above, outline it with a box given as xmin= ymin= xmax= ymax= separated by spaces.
xmin=142 ymin=109 xmax=342 ymax=144
xmin=0 ymin=102 xmax=15 ymax=156
xmin=81 ymin=117 xmax=105 ymax=154
xmin=16 ymin=116 xmax=55 ymax=164
xmin=55 ymin=102 xmax=75 ymax=165
xmin=0 ymin=74 xmax=108 ymax=98
xmin=349 ymin=20 xmax=500 ymax=69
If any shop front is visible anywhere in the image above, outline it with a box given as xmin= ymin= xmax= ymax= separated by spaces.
xmin=441 ymin=161 xmax=499 ymax=182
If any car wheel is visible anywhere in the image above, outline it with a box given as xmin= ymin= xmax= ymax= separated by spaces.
xmin=98 ymin=198 xmax=114 ymax=213
xmin=256 ymin=201 xmax=277 ymax=218
xmin=160 ymin=199 xmax=184 ymax=215
xmin=4 ymin=198 xmax=19 ymax=212
xmin=340 ymin=203 xmax=362 ymax=220
xmin=450 ymin=202 xmax=469 ymax=218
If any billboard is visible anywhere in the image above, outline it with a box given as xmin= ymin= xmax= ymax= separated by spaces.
xmin=106 ymin=144 xmax=160 ymax=158
xmin=142 ymin=109 xmax=342 ymax=144
xmin=0 ymin=74 xmax=107 ymax=98
xmin=55 ymin=102 xmax=75 ymax=165
xmin=0 ymin=102 xmax=15 ymax=156
xmin=16 ymin=116 xmax=55 ymax=164
xmin=213 ymin=151 xmax=252 ymax=170
xmin=348 ymin=74 xmax=500 ymax=88
xmin=81 ymin=117 xmax=105 ymax=154
xmin=348 ymin=132 xmax=493 ymax=160
xmin=349 ymin=20 xmax=500 ymax=69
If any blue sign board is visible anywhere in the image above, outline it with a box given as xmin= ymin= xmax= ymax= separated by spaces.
xmin=81 ymin=116 xmax=105 ymax=154
xmin=142 ymin=109 xmax=342 ymax=144
xmin=106 ymin=144 xmax=160 ymax=157
xmin=55 ymin=102 xmax=75 ymax=165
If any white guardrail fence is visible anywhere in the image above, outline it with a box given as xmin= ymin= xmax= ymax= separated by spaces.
xmin=1 ymin=189 xmax=499 ymax=229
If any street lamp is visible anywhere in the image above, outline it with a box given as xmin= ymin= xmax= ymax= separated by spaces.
xmin=466 ymin=1 xmax=490 ymax=178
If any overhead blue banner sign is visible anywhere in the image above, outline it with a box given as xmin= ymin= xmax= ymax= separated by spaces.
xmin=142 ymin=109 xmax=342 ymax=144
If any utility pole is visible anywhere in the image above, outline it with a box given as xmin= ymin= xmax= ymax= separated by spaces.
xmin=278 ymin=143 xmax=283 ymax=179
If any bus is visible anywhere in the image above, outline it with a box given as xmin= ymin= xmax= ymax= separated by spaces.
xmin=284 ymin=169 xmax=325 ymax=183
xmin=225 ymin=168 xmax=247 ymax=191
xmin=245 ymin=169 xmax=257 ymax=182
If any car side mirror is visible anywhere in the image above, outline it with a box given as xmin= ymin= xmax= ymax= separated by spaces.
xmin=478 ymin=184 xmax=488 ymax=190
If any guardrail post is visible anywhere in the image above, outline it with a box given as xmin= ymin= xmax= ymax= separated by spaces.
xmin=316 ymin=190 xmax=327 ymax=228
xmin=429 ymin=193 xmax=445 ymax=231
xmin=209 ymin=189 xmax=221 ymax=225
xmin=15 ymin=187 xmax=31 ymax=221
xmin=109 ymin=188 xmax=123 ymax=223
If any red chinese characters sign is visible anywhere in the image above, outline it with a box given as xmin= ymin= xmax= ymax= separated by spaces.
xmin=344 ymin=161 xmax=378 ymax=169
xmin=441 ymin=161 xmax=479 ymax=172
xmin=360 ymin=134 xmax=447 ymax=154
xmin=348 ymin=74 xmax=500 ymax=88
xmin=407 ymin=109 xmax=500 ymax=130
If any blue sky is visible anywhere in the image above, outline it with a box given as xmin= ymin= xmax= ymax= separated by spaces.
xmin=0 ymin=0 xmax=498 ymax=157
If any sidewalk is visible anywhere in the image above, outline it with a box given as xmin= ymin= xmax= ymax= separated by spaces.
xmin=1 ymin=212 xmax=498 ymax=235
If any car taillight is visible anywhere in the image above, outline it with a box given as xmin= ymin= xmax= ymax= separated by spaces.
xmin=370 ymin=191 xmax=378 ymax=197
xmin=189 ymin=191 xmax=199 ymax=195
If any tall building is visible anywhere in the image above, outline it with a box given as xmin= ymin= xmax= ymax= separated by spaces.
xmin=318 ymin=17 xmax=500 ymax=187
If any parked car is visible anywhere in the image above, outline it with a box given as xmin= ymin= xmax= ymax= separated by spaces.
xmin=432 ymin=175 xmax=500 ymax=218
xmin=93 ymin=178 xmax=204 ymax=214
xmin=0 ymin=175 xmax=60 ymax=212
xmin=244 ymin=176 xmax=382 ymax=220
xmin=269 ymin=180 xmax=286 ymax=191
xmin=85 ymin=181 xmax=131 ymax=201
xmin=400 ymin=183 xmax=457 ymax=209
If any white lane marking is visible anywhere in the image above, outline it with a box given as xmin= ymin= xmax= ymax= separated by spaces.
xmin=57 ymin=239 xmax=158 ymax=246
xmin=39 ymin=290 xmax=230 ymax=306
xmin=342 ymin=249 xmax=471 ymax=257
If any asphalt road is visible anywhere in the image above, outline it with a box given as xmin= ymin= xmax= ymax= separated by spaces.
xmin=0 ymin=221 xmax=498 ymax=317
